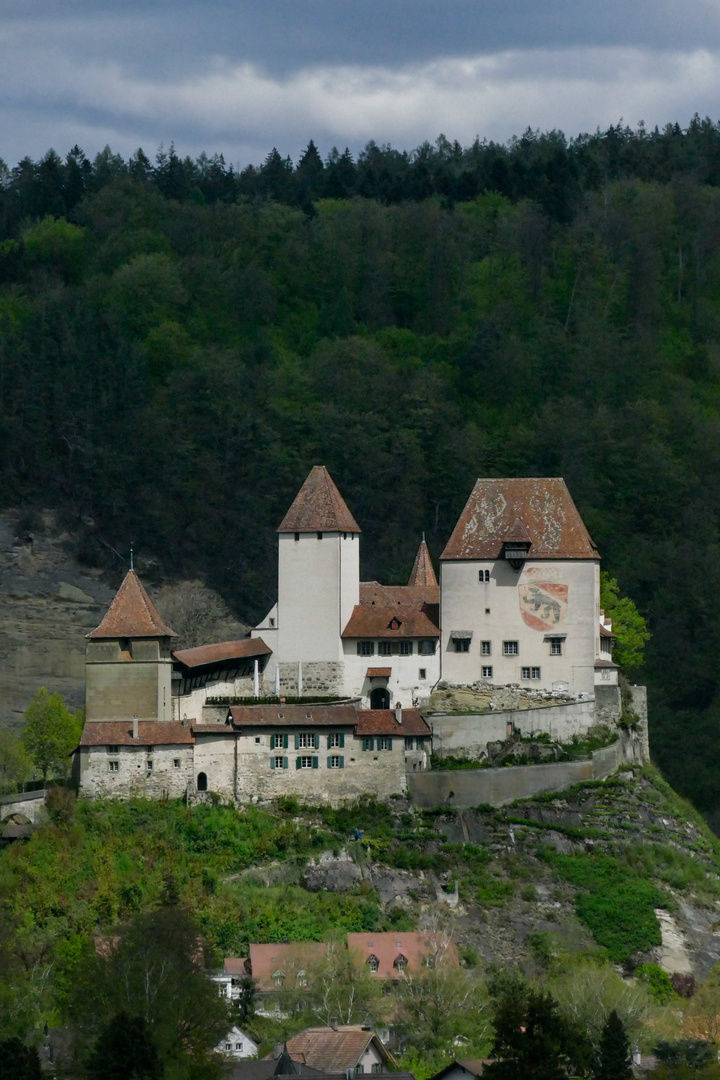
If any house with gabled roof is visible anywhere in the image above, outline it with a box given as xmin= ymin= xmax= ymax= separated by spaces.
xmin=269 ymin=1026 xmax=393 ymax=1075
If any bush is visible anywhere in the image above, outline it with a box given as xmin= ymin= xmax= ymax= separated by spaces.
xmin=636 ymin=963 xmax=677 ymax=1004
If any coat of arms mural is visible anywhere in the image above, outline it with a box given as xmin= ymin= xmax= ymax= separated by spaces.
xmin=518 ymin=582 xmax=568 ymax=631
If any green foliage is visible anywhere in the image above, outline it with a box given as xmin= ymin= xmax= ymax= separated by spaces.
xmin=86 ymin=1012 xmax=163 ymax=1080
xmin=540 ymin=852 xmax=665 ymax=962
xmin=594 ymin=1010 xmax=633 ymax=1080
xmin=484 ymin=988 xmax=590 ymax=1079
xmin=21 ymin=688 xmax=82 ymax=781
xmin=0 ymin=728 xmax=32 ymax=794
xmin=636 ymin=964 xmax=678 ymax=1004
xmin=0 ymin=1038 xmax=42 ymax=1080
xmin=600 ymin=573 xmax=650 ymax=673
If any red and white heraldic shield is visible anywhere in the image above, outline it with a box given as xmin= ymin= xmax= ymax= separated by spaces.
xmin=519 ymin=582 xmax=568 ymax=631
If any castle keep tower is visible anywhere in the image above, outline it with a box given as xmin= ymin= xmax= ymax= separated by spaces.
xmin=85 ymin=570 xmax=177 ymax=723
xmin=275 ymin=466 xmax=360 ymax=693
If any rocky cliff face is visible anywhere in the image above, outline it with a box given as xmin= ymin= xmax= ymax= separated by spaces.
xmin=0 ymin=511 xmax=114 ymax=728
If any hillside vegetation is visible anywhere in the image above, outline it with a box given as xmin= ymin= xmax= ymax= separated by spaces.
xmin=2 ymin=122 xmax=720 ymax=813
xmin=3 ymin=769 xmax=720 ymax=1067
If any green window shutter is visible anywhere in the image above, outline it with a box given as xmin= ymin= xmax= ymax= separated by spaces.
xmin=364 ymin=737 xmax=374 ymax=751
xmin=271 ymin=735 xmax=276 ymax=749
xmin=387 ymin=737 xmax=393 ymax=750
xmin=312 ymin=756 xmax=318 ymax=769
xmin=315 ymin=733 xmax=320 ymax=750
xmin=270 ymin=756 xmax=276 ymax=770
xmin=327 ymin=756 xmax=331 ymax=769
xmin=339 ymin=733 xmax=345 ymax=748
xmin=283 ymin=757 xmax=288 ymax=769
xmin=296 ymin=756 xmax=301 ymax=770
xmin=283 ymin=734 xmax=289 ymax=749
xmin=339 ymin=756 xmax=344 ymax=769
xmin=327 ymin=734 xmax=331 ymax=750
xmin=295 ymin=734 xmax=299 ymax=750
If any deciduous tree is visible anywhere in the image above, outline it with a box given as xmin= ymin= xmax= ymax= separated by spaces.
xmin=21 ymin=688 xmax=82 ymax=782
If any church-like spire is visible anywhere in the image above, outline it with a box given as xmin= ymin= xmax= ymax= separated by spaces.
xmin=277 ymin=465 xmax=361 ymax=534
xmin=87 ymin=570 xmax=177 ymax=639
xmin=408 ymin=538 xmax=437 ymax=587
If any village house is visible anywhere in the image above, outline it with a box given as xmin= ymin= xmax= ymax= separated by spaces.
xmin=273 ymin=1026 xmax=393 ymax=1075
xmin=215 ymin=1026 xmax=259 ymax=1061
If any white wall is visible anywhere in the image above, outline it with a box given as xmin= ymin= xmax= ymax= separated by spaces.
xmin=341 ymin=642 xmax=439 ymax=706
xmin=440 ymin=558 xmax=598 ymax=695
xmin=277 ymin=533 xmax=359 ymax=664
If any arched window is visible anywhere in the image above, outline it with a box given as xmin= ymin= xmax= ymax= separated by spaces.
xmin=197 ymin=772 xmax=207 ymax=792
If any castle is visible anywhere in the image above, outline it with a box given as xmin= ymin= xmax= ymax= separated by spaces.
xmin=75 ymin=468 xmax=619 ymax=803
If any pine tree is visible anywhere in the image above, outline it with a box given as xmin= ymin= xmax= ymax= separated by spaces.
xmin=594 ymin=1010 xmax=632 ymax=1080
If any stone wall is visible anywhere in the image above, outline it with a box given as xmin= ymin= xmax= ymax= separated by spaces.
xmin=78 ymin=744 xmax=194 ymax=800
xmin=594 ymin=684 xmax=622 ymax=725
xmin=428 ymin=699 xmax=600 ymax=760
xmin=278 ymin=662 xmax=344 ymax=696
xmin=0 ymin=789 xmax=48 ymax=824
xmin=408 ymin=738 xmax=627 ymax=809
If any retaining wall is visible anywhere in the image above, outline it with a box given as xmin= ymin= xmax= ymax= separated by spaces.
xmin=407 ymin=736 xmax=642 ymax=809
xmin=428 ymin=699 xmax=599 ymax=759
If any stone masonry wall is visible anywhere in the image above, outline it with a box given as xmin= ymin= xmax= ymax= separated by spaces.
xmin=429 ymin=699 xmax=599 ymax=760
xmin=278 ymin=662 xmax=344 ymax=697
xmin=78 ymin=744 xmax=194 ymax=800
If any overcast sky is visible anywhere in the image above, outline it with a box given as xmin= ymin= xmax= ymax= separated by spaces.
xmin=3 ymin=1 xmax=720 ymax=169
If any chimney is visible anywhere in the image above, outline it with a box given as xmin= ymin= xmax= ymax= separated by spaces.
xmin=632 ymin=1046 xmax=642 ymax=1066
xmin=274 ymin=1044 xmax=282 ymax=1060
xmin=395 ymin=704 xmax=402 ymax=724
xmin=132 ymin=716 xmax=139 ymax=740
xmin=330 ymin=1018 xmax=338 ymax=1032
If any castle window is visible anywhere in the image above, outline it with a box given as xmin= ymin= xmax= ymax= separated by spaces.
xmin=419 ymin=640 xmax=436 ymax=655
xmin=419 ymin=668 xmax=426 ymax=680
xmin=328 ymin=755 xmax=343 ymax=769
xmin=298 ymin=755 xmax=315 ymax=769
xmin=453 ymin=638 xmax=470 ymax=653
xmin=479 ymin=569 xmax=490 ymax=582
xmin=297 ymin=732 xmax=316 ymax=749
xmin=482 ymin=666 xmax=493 ymax=678
xmin=107 ymin=745 xmax=119 ymax=754
xmin=146 ymin=760 xmax=153 ymax=772
xmin=378 ymin=642 xmax=394 ymax=656
xmin=358 ymin=641 xmax=374 ymax=656
xmin=481 ymin=641 xmax=491 ymax=656
xmin=522 ymin=667 xmax=541 ymax=679
xmin=405 ymin=737 xmax=414 ymax=750
xmin=503 ymin=641 xmax=519 ymax=655
xmin=398 ymin=641 xmax=412 ymax=655
xmin=273 ymin=756 xmax=286 ymax=769
xmin=294 ymin=532 xmax=300 ymax=541
xmin=549 ymin=637 xmax=563 ymax=655
xmin=269 ymin=617 xmax=276 ymax=627
xmin=377 ymin=736 xmax=392 ymax=750
xmin=317 ymin=531 xmax=323 ymax=540
xmin=108 ymin=760 xmax=119 ymax=772
xmin=328 ymin=732 xmax=342 ymax=748
xmin=197 ymin=772 xmax=207 ymax=791
xmin=173 ymin=759 xmax=181 ymax=768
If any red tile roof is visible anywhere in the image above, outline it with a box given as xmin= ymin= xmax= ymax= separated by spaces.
xmin=276 ymin=1027 xmax=389 ymax=1072
xmin=366 ymin=668 xmax=392 ymax=678
xmin=249 ymin=943 xmax=329 ymax=991
xmin=355 ymin=710 xmax=430 ymax=736
xmin=347 ymin=932 xmax=458 ymax=980
xmin=278 ymin=466 xmax=361 ymax=534
xmin=224 ymin=957 xmax=250 ymax=977
xmin=408 ymin=539 xmax=438 ymax=587
xmin=342 ymin=604 xmax=439 ymax=639
xmin=173 ymin=639 xmax=272 ymax=669
xmin=360 ymin=582 xmax=439 ymax=607
xmin=228 ymin=705 xmax=359 ymax=728
xmin=441 ymin=478 xmax=598 ymax=561
xmin=87 ymin=570 xmax=177 ymax=639
xmin=78 ymin=721 xmax=194 ymax=746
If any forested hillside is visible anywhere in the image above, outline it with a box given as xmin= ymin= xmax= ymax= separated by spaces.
xmin=1 ymin=119 xmax=720 ymax=814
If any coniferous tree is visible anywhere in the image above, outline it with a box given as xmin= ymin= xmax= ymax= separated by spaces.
xmin=594 ymin=1010 xmax=632 ymax=1080
xmin=86 ymin=1012 xmax=162 ymax=1080
xmin=0 ymin=1038 xmax=42 ymax=1080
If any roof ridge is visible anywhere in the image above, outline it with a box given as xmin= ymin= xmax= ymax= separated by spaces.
xmin=277 ymin=466 xmax=361 ymax=534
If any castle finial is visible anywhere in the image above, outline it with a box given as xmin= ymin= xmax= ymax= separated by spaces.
xmin=130 ymin=545 xmax=134 ymax=572
xmin=422 ymin=531 xmax=426 ymax=543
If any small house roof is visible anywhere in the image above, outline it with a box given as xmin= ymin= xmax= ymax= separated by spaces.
xmin=342 ymin=604 xmax=440 ymax=639
xmin=278 ymin=466 xmax=361 ymax=534
xmin=441 ymin=478 xmax=598 ymax=561
xmin=228 ymin=705 xmax=359 ymax=729
xmin=355 ymin=710 xmax=431 ymax=737
xmin=276 ymin=1026 xmax=390 ymax=1073
xmin=78 ymin=721 xmax=194 ymax=746
xmin=223 ymin=958 xmax=250 ymax=977
xmin=173 ymin=639 xmax=272 ymax=670
xmin=408 ymin=539 xmax=438 ymax=587
xmin=87 ymin=570 xmax=177 ymax=639
xmin=248 ymin=942 xmax=328 ymax=991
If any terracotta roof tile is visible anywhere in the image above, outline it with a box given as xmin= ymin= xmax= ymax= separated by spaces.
xmin=408 ymin=539 xmax=438 ymax=587
xmin=224 ymin=957 xmax=251 ymax=977
xmin=441 ymin=478 xmax=598 ymax=561
xmin=228 ymin=705 xmax=359 ymax=728
xmin=79 ymin=721 xmax=194 ymax=746
xmin=173 ymin=639 xmax=271 ymax=670
xmin=355 ymin=710 xmax=431 ymax=736
xmin=342 ymin=604 xmax=440 ymax=639
xmin=366 ymin=668 xmax=392 ymax=678
xmin=278 ymin=466 xmax=361 ymax=534
xmin=360 ymin=582 xmax=439 ymax=607
xmin=277 ymin=1027 xmax=389 ymax=1073
xmin=249 ymin=943 xmax=329 ymax=991
xmin=347 ymin=931 xmax=458 ymax=980
xmin=88 ymin=570 xmax=177 ymax=639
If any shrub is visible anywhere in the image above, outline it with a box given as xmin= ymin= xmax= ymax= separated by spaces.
xmin=636 ymin=963 xmax=677 ymax=1004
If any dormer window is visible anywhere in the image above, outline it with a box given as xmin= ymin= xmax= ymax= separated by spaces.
xmin=503 ymin=518 xmax=532 ymax=571
xmin=367 ymin=955 xmax=380 ymax=973
xmin=394 ymin=954 xmax=408 ymax=971
xmin=273 ymin=970 xmax=285 ymax=987
xmin=388 ymin=617 xmax=402 ymax=630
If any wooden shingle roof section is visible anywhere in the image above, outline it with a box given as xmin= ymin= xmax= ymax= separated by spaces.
xmin=278 ymin=466 xmax=361 ymax=534
xmin=78 ymin=721 xmax=194 ymax=746
xmin=87 ymin=570 xmax=177 ymax=639
xmin=342 ymin=604 xmax=440 ymax=639
xmin=173 ymin=639 xmax=271 ymax=670
xmin=408 ymin=538 xmax=437 ymax=587
xmin=441 ymin=478 xmax=598 ymax=561
xmin=355 ymin=709 xmax=430 ymax=736
xmin=359 ymin=581 xmax=439 ymax=608
xmin=228 ymin=705 xmax=359 ymax=728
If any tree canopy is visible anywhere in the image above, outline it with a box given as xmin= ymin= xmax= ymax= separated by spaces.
xmin=21 ymin=689 xmax=82 ymax=782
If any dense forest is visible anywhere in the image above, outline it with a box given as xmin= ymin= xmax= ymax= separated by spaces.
xmin=2 ymin=118 xmax=720 ymax=814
